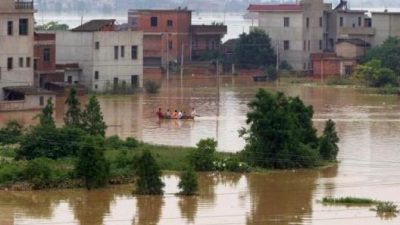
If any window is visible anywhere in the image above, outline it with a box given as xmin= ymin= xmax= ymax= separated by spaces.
xmin=43 ymin=48 xmax=50 ymax=62
xmin=94 ymin=71 xmax=99 ymax=80
xmin=284 ymin=17 xmax=290 ymax=27
xmin=7 ymin=21 xmax=13 ymax=35
xmin=131 ymin=45 xmax=138 ymax=59
xmin=19 ymin=57 xmax=24 ymax=67
xmin=19 ymin=19 xmax=28 ymax=35
xmin=95 ymin=84 xmax=98 ymax=89
xmin=306 ymin=17 xmax=310 ymax=28
xmin=168 ymin=40 xmax=173 ymax=50
xmin=26 ymin=57 xmax=31 ymax=67
xmin=40 ymin=96 xmax=44 ymax=106
xmin=308 ymin=40 xmax=311 ymax=51
xmin=150 ymin=17 xmax=158 ymax=27
xmin=113 ymin=77 xmax=119 ymax=90
xmin=121 ymin=46 xmax=125 ymax=58
xmin=114 ymin=46 xmax=119 ymax=60
xmin=131 ymin=75 xmax=139 ymax=88
xmin=67 ymin=76 xmax=72 ymax=84
xmin=284 ymin=40 xmax=290 ymax=50
xmin=319 ymin=17 xmax=323 ymax=27
xmin=358 ymin=17 xmax=362 ymax=26
xmin=7 ymin=57 xmax=13 ymax=70
xmin=303 ymin=40 xmax=306 ymax=51
xmin=34 ymin=59 xmax=37 ymax=70
xmin=167 ymin=20 xmax=173 ymax=27
xmin=339 ymin=17 xmax=343 ymax=27
xmin=95 ymin=41 xmax=100 ymax=50
xmin=319 ymin=40 xmax=323 ymax=50
xmin=345 ymin=65 xmax=352 ymax=76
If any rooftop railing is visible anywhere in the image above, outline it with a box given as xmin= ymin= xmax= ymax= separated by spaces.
xmin=15 ymin=0 xmax=34 ymax=10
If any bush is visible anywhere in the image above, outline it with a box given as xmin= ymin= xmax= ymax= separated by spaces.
xmin=144 ymin=80 xmax=161 ymax=94
xmin=0 ymin=120 xmax=23 ymax=145
xmin=188 ymin=139 xmax=217 ymax=171
xmin=16 ymin=126 xmax=85 ymax=160
xmin=322 ymin=197 xmax=377 ymax=205
xmin=105 ymin=135 xmax=125 ymax=149
xmin=0 ymin=161 xmax=26 ymax=184
xmin=279 ymin=60 xmax=293 ymax=71
xmin=125 ymin=137 xmax=139 ymax=149
xmin=213 ymin=157 xmax=250 ymax=172
xmin=24 ymin=158 xmax=54 ymax=189
xmin=135 ymin=150 xmax=164 ymax=195
xmin=76 ymin=136 xmax=110 ymax=189
xmin=374 ymin=202 xmax=399 ymax=214
xmin=178 ymin=166 xmax=198 ymax=195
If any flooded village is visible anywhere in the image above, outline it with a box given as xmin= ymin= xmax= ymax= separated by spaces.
xmin=1 ymin=0 xmax=400 ymax=225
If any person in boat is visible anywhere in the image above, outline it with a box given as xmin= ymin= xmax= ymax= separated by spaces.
xmin=181 ymin=111 xmax=187 ymax=119
xmin=177 ymin=110 xmax=183 ymax=119
xmin=191 ymin=108 xmax=197 ymax=118
xmin=172 ymin=110 xmax=178 ymax=119
xmin=156 ymin=108 xmax=164 ymax=119
xmin=165 ymin=109 xmax=171 ymax=119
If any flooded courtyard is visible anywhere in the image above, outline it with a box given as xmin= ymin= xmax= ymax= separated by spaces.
xmin=1 ymin=76 xmax=400 ymax=225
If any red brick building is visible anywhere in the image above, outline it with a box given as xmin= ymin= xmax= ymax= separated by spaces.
xmin=34 ymin=32 xmax=63 ymax=88
xmin=128 ymin=8 xmax=227 ymax=68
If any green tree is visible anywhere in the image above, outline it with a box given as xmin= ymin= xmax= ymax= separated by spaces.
xmin=188 ymin=139 xmax=217 ymax=171
xmin=76 ymin=136 xmax=110 ymax=189
xmin=35 ymin=21 xmax=69 ymax=31
xmin=135 ymin=150 xmax=164 ymax=195
xmin=178 ymin=166 xmax=198 ymax=196
xmin=64 ymin=88 xmax=82 ymax=127
xmin=364 ymin=37 xmax=400 ymax=74
xmin=319 ymin=120 xmax=340 ymax=161
xmin=0 ymin=120 xmax=23 ymax=144
xmin=355 ymin=59 xmax=398 ymax=87
xmin=235 ymin=28 xmax=276 ymax=68
xmin=40 ymin=98 xmax=55 ymax=128
xmin=81 ymin=95 xmax=107 ymax=136
xmin=240 ymin=89 xmax=320 ymax=169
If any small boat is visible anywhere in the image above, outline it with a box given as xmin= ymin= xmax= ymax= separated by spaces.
xmin=158 ymin=116 xmax=195 ymax=120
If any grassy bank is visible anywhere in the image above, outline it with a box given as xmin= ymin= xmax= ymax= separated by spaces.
xmin=0 ymin=141 xmax=238 ymax=191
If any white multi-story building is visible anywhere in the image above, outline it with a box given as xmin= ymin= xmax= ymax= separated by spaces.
xmin=56 ymin=20 xmax=144 ymax=92
xmin=0 ymin=0 xmax=35 ymax=99
xmin=371 ymin=11 xmax=400 ymax=46
xmin=248 ymin=0 xmax=331 ymax=71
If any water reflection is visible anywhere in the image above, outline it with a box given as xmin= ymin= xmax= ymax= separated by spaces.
xmin=178 ymin=196 xmax=198 ymax=224
xmin=133 ymin=196 xmax=164 ymax=225
xmin=246 ymin=171 xmax=319 ymax=225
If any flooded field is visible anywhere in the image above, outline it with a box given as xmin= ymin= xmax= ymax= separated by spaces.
xmin=1 ymin=76 xmax=400 ymax=225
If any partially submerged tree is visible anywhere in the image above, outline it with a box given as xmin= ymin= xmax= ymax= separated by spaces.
xmin=135 ymin=150 xmax=164 ymax=195
xmin=178 ymin=166 xmax=198 ymax=196
xmin=76 ymin=136 xmax=110 ymax=189
xmin=355 ymin=59 xmax=398 ymax=87
xmin=40 ymin=98 xmax=55 ymax=128
xmin=35 ymin=21 xmax=69 ymax=31
xmin=240 ymin=89 xmax=321 ymax=169
xmin=364 ymin=37 xmax=400 ymax=74
xmin=0 ymin=120 xmax=23 ymax=144
xmin=319 ymin=120 xmax=340 ymax=161
xmin=64 ymin=88 xmax=82 ymax=127
xmin=81 ymin=95 xmax=107 ymax=136
xmin=189 ymin=139 xmax=217 ymax=171
xmin=235 ymin=28 xmax=276 ymax=68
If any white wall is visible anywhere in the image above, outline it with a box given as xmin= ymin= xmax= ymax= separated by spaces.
xmin=56 ymin=31 xmax=144 ymax=92
xmin=0 ymin=3 xmax=34 ymax=100
xmin=372 ymin=13 xmax=400 ymax=46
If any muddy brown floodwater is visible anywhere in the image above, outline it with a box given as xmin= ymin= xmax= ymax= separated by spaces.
xmin=0 ymin=76 xmax=400 ymax=225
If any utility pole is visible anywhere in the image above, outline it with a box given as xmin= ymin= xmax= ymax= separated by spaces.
xmin=166 ymin=33 xmax=170 ymax=81
xmin=180 ymin=43 xmax=184 ymax=84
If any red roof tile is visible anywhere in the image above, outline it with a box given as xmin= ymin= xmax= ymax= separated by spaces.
xmin=247 ymin=4 xmax=303 ymax=12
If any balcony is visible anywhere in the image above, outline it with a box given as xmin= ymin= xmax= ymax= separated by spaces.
xmin=338 ymin=27 xmax=375 ymax=36
xmin=15 ymin=0 xmax=34 ymax=10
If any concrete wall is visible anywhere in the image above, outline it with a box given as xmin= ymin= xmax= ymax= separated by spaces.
xmin=56 ymin=31 xmax=144 ymax=92
xmin=0 ymin=94 xmax=54 ymax=111
xmin=372 ymin=13 xmax=400 ymax=46
xmin=0 ymin=1 xmax=35 ymax=99
xmin=336 ymin=42 xmax=367 ymax=59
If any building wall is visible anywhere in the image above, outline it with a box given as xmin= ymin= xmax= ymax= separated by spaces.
xmin=372 ymin=13 xmax=400 ymax=46
xmin=336 ymin=42 xmax=367 ymax=59
xmin=0 ymin=94 xmax=54 ymax=111
xmin=312 ymin=59 xmax=340 ymax=78
xmin=34 ymin=33 xmax=56 ymax=72
xmin=0 ymin=0 xmax=34 ymax=99
xmin=129 ymin=10 xmax=192 ymax=63
xmin=56 ymin=31 xmax=144 ymax=92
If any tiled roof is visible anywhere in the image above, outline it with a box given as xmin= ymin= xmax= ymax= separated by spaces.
xmin=191 ymin=25 xmax=227 ymax=34
xmin=337 ymin=38 xmax=371 ymax=47
xmin=4 ymin=86 xmax=54 ymax=95
xmin=247 ymin=4 xmax=303 ymax=12
xmin=71 ymin=19 xmax=115 ymax=32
